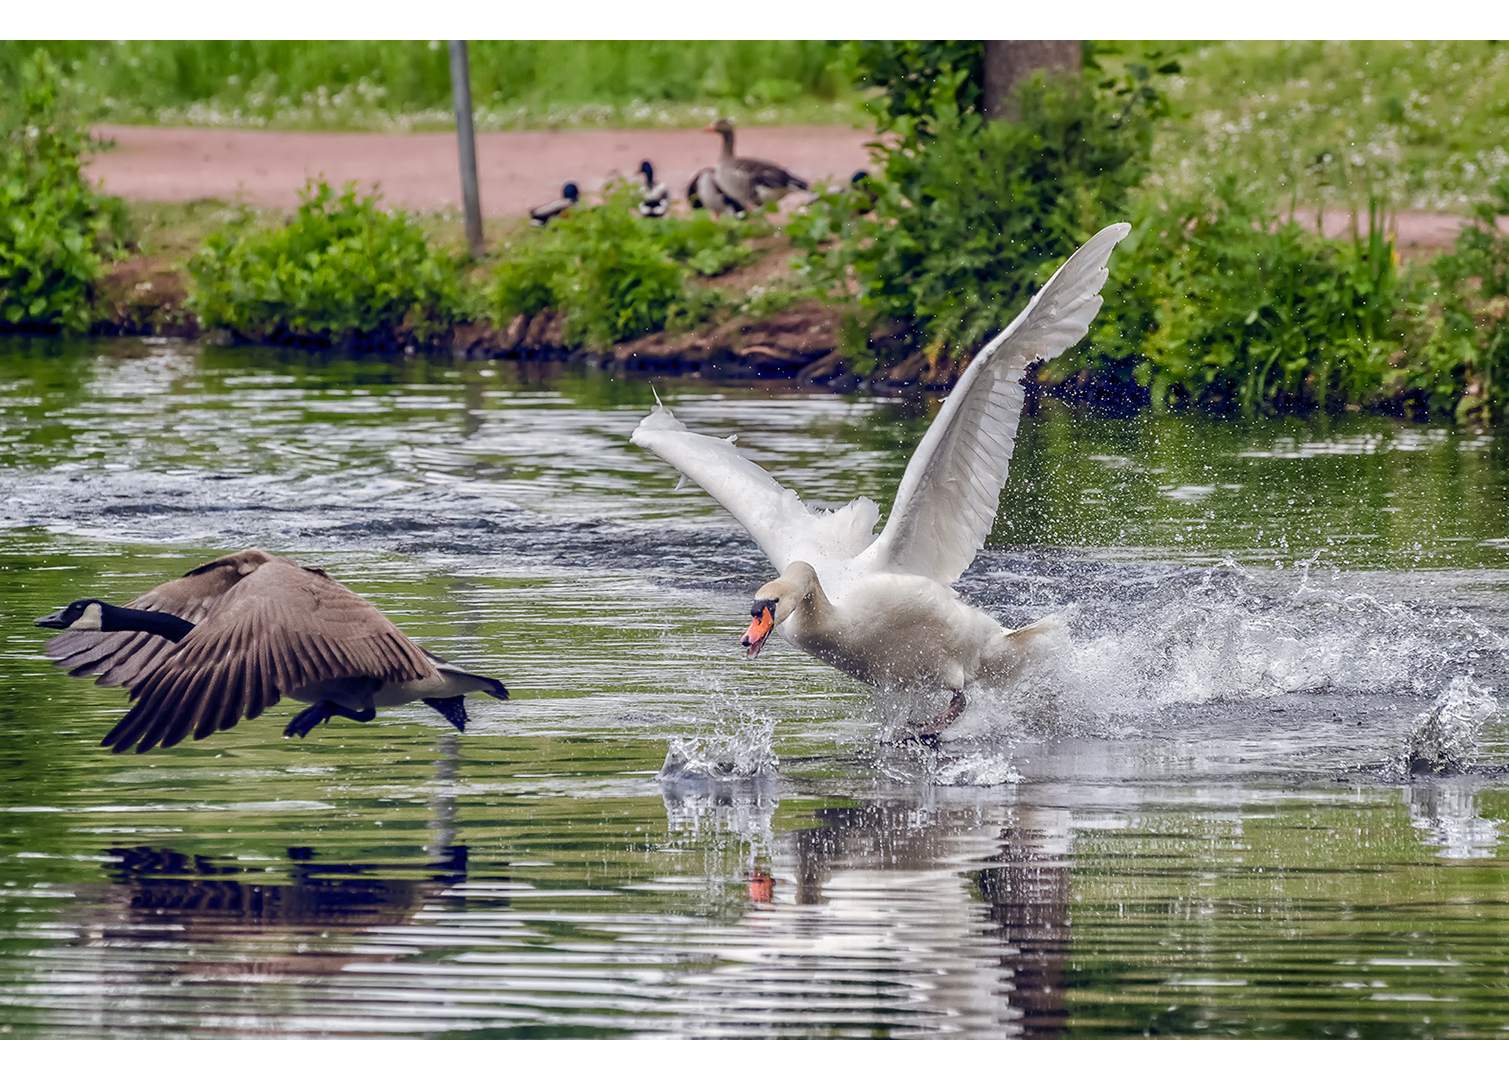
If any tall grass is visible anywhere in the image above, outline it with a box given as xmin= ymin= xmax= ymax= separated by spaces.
xmin=0 ymin=41 xmax=852 ymax=131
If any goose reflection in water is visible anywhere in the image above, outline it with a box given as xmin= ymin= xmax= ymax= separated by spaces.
xmin=104 ymin=842 xmax=470 ymax=931
xmin=662 ymin=779 xmax=1073 ymax=1038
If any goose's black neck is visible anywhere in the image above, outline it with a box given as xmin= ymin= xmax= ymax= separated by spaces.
xmin=103 ymin=604 xmax=195 ymax=642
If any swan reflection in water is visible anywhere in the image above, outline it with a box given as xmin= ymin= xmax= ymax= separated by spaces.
xmin=661 ymin=778 xmax=1073 ymax=1038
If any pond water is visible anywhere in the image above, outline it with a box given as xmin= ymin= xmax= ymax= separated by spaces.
xmin=3 ymin=337 xmax=1509 ymax=1038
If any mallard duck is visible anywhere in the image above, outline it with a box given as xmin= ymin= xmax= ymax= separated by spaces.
xmin=687 ymin=166 xmax=746 ymax=218
xmin=530 ymin=182 xmax=579 ymax=226
xmin=849 ymin=170 xmax=877 ymax=214
xmin=638 ymin=160 xmax=669 ymax=218
xmin=704 ymin=118 xmax=808 ymax=208
xmin=631 ymin=223 xmax=1131 ymax=742
xmin=36 ymin=549 xmax=509 ymax=754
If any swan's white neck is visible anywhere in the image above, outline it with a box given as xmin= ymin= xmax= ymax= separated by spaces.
xmin=773 ymin=563 xmax=834 ymax=641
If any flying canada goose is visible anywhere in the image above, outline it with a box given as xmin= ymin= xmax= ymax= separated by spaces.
xmin=638 ymin=160 xmax=669 ymax=217
xmin=687 ymin=166 xmax=745 ymax=218
xmin=632 ymin=223 xmax=1131 ymax=742
xmin=704 ymin=118 xmax=808 ymax=208
xmin=35 ymin=549 xmax=509 ymax=754
xmin=530 ymin=182 xmax=579 ymax=226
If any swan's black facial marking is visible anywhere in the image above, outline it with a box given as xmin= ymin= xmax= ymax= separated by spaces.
xmin=741 ymin=598 xmax=780 ymax=659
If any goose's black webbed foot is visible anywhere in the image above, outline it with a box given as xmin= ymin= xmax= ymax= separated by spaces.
xmin=424 ymin=696 xmax=468 ymax=732
xmin=285 ymin=702 xmax=335 ymax=738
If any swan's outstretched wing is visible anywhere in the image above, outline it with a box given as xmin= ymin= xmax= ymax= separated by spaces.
xmin=864 ymin=222 xmax=1130 ymax=584
xmin=630 ymin=405 xmax=879 ymax=573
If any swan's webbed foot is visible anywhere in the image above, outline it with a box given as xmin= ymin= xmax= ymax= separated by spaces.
xmin=887 ymin=690 xmax=967 ymax=746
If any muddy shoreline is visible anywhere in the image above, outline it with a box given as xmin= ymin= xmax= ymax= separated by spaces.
xmin=73 ymin=259 xmax=1156 ymax=409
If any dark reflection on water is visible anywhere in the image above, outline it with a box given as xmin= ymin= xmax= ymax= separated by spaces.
xmin=3 ymin=337 xmax=1509 ymax=1037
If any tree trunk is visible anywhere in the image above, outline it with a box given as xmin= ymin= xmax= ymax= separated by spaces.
xmin=983 ymin=40 xmax=1082 ymax=121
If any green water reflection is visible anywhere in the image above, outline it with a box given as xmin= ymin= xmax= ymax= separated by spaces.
xmin=2 ymin=338 xmax=1508 ymax=1037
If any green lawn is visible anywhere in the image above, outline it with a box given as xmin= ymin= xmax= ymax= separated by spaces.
xmin=1153 ymin=40 xmax=1509 ymax=211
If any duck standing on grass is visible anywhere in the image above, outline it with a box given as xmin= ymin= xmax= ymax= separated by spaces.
xmin=35 ymin=549 xmax=509 ymax=754
xmin=632 ymin=223 xmax=1130 ymax=743
xmin=530 ymin=182 xmax=579 ymax=225
xmin=687 ymin=166 xmax=745 ymax=218
xmin=638 ymin=160 xmax=669 ymax=217
xmin=704 ymin=118 xmax=807 ymax=209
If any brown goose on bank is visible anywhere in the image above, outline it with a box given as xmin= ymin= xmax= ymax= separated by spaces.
xmin=686 ymin=165 xmax=746 ymax=218
xmin=35 ymin=549 xmax=509 ymax=754
xmin=704 ymin=118 xmax=808 ymax=209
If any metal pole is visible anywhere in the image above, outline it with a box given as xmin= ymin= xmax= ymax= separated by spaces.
xmin=449 ymin=40 xmax=485 ymax=258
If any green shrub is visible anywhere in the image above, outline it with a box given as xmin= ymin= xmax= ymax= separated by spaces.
xmin=838 ymin=41 xmax=986 ymax=134
xmin=790 ymin=63 xmax=1165 ymax=364
xmin=1089 ymin=179 xmax=1403 ymax=413
xmin=187 ymin=180 xmax=464 ymax=347
xmin=0 ymin=51 xmax=127 ymax=331
xmin=1398 ymin=176 xmax=1509 ymax=421
xmin=489 ymin=183 xmax=760 ymax=350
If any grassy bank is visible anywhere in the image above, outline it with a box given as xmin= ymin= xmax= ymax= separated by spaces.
xmin=1155 ymin=40 xmax=1509 ymax=213
xmin=7 ymin=43 xmax=1509 ymax=426
xmin=8 ymin=40 xmax=1508 ymax=210
xmin=0 ymin=41 xmax=860 ymax=131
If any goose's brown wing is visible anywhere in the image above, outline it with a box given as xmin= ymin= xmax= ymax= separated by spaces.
xmin=737 ymin=156 xmax=807 ymax=193
xmin=103 ymin=558 xmax=435 ymax=753
xmin=46 ymin=549 xmax=277 ymax=688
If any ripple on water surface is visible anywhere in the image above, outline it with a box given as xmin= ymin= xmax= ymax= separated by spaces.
xmin=2 ymin=338 xmax=1509 ymax=1037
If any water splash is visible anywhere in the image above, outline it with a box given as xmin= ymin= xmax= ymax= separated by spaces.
xmin=1399 ymin=676 xmax=1499 ymax=776
xmin=932 ymin=753 xmax=1024 ymax=787
xmin=952 ymin=560 xmax=1509 ymax=743
xmin=658 ymin=716 xmax=778 ymax=780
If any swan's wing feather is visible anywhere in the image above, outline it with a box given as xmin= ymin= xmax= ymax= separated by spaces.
xmin=630 ymin=405 xmax=878 ymax=571
xmin=867 ymin=222 xmax=1130 ymax=584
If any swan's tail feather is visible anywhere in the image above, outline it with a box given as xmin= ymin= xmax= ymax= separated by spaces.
xmin=1004 ymin=606 xmax=1075 ymax=642
xmin=978 ymin=606 xmax=1074 ymax=685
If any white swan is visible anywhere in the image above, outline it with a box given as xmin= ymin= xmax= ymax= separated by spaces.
xmin=631 ymin=222 xmax=1130 ymax=740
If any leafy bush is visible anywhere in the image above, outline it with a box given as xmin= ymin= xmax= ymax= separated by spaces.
xmin=0 ymin=50 xmax=127 ymax=331
xmin=489 ymin=183 xmax=760 ymax=350
xmin=187 ymin=180 xmax=464 ymax=347
xmin=1397 ymin=176 xmax=1509 ymax=421
xmin=838 ymin=41 xmax=986 ymax=134
xmin=791 ymin=63 xmax=1167 ymax=365
xmin=1090 ymin=180 xmax=1403 ymax=413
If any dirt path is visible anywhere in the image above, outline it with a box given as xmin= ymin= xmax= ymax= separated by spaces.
xmin=85 ymin=124 xmax=875 ymax=218
xmin=86 ymin=124 xmax=1504 ymax=253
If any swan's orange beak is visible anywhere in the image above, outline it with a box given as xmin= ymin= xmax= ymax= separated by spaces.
xmin=702 ymin=122 xmax=717 ymax=133
xmin=741 ymin=607 xmax=775 ymax=659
